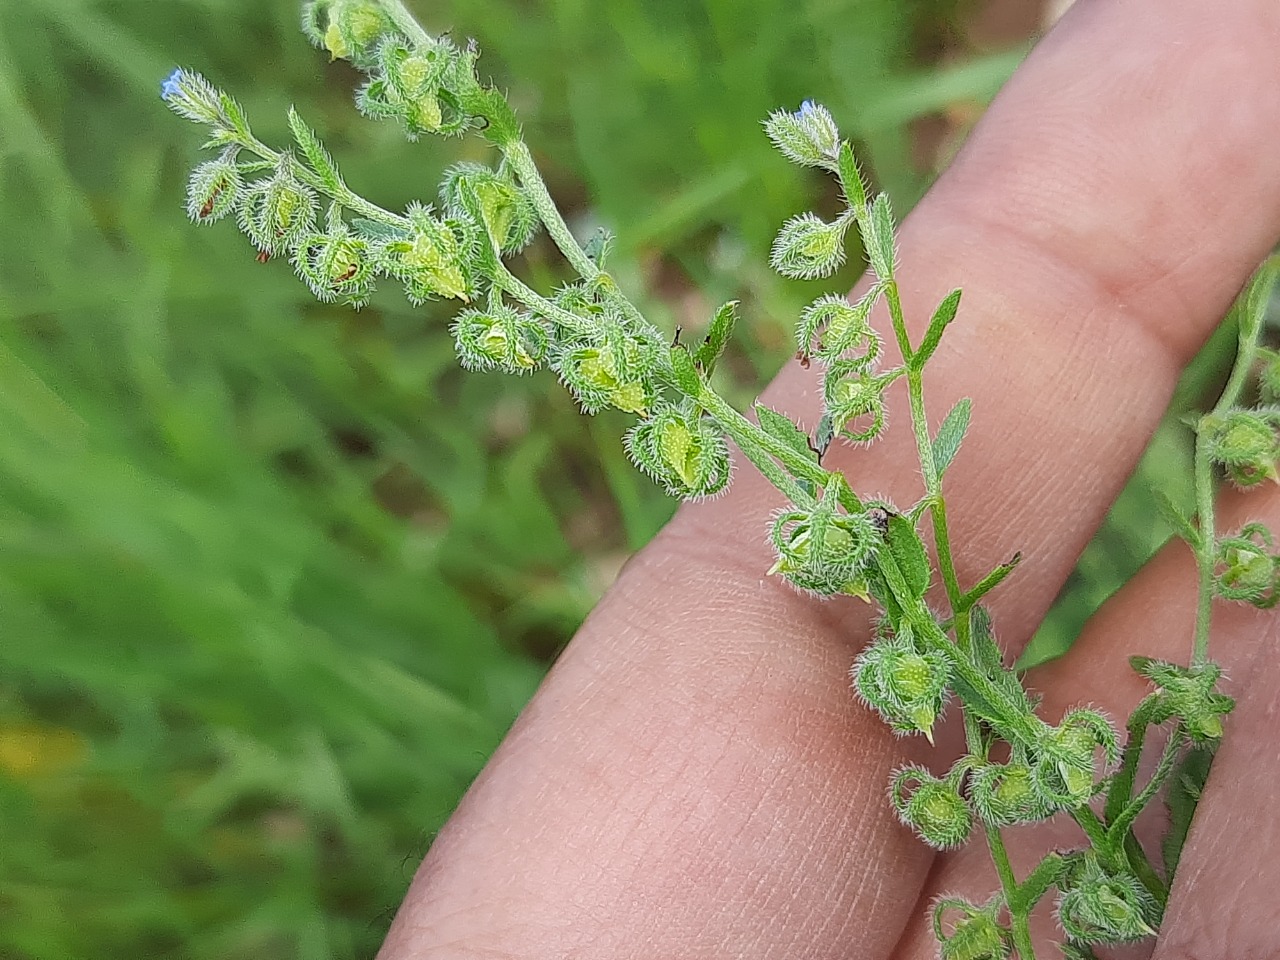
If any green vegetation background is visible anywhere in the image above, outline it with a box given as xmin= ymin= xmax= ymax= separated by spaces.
xmin=0 ymin=2 xmax=1218 ymax=957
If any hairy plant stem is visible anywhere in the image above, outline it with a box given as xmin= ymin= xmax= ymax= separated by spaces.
xmin=1192 ymin=299 xmax=1268 ymax=664
xmin=886 ymin=277 xmax=1036 ymax=956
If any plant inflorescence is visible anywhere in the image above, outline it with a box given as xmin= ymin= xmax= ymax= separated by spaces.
xmin=164 ymin=2 xmax=1279 ymax=955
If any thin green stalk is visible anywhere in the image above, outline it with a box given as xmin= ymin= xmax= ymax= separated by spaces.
xmin=377 ymin=0 xmax=433 ymax=48
xmin=503 ymin=141 xmax=601 ymax=280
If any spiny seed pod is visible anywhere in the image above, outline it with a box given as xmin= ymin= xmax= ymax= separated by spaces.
xmin=797 ymin=291 xmax=882 ymax=365
xmin=186 ymin=154 xmax=241 ymax=224
xmin=770 ymin=212 xmax=848 ymax=280
xmin=1056 ymin=860 xmax=1157 ymax=945
xmin=762 ymin=100 xmax=841 ymax=169
xmin=379 ymin=204 xmax=476 ymax=304
xmin=823 ymin=359 xmax=886 ymax=442
xmin=356 ymin=37 xmax=478 ymax=139
xmin=1214 ymin=522 xmax=1280 ymax=607
xmin=237 ymin=170 xmax=318 ymax=257
xmin=932 ymin=897 xmax=1012 ymax=960
xmin=770 ymin=498 xmax=879 ymax=596
xmin=968 ymin=761 xmax=1055 ymax=826
xmin=441 ymin=163 xmax=540 ymax=255
xmin=1031 ymin=709 xmax=1118 ymax=807
xmin=555 ymin=331 xmax=655 ymax=416
xmin=891 ymin=765 xmax=972 ymax=849
xmin=292 ymin=223 xmax=375 ymax=307
xmin=853 ymin=633 xmax=950 ymax=741
xmin=314 ymin=0 xmax=389 ymax=65
xmin=1130 ymin=656 xmax=1234 ymax=742
xmin=1205 ymin=410 xmax=1278 ymax=487
xmin=451 ymin=303 xmax=549 ymax=374
xmin=625 ymin=403 xmax=732 ymax=500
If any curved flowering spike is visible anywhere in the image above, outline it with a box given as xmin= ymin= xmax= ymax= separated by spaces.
xmin=823 ymin=360 xmax=887 ymax=442
xmin=236 ymin=162 xmax=318 ymax=257
xmin=186 ymin=152 xmax=241 ymax=224
xmin=1205 ymin=410 xmax=1279 ymax=487
xmin=762 ymin=100 xmax=841 ymax=169
xmin=377 ymin=203 xmax=478 ymax=304
xmin=441 ymin=162 xmax=540 ymax=255
xmin=1214 ymin=521 xmax=1280 ymax=607
xmin=554 ymin=324 xmax=657 ymax=416
xmin=1130 ymin=656 xmax=1234 ymax=742
xmin=769 ymin=495 xmax=880 ymax=596
xmin=1031 ymin=709 xmax=1119 ymax=807
xmin=292 ymin=218 xmax=375 ymax=307
xmin=853 ymin=633 xmax=950 ymax=741
xmin=1056 ymin=858 xmax=1157 ymax=945
xmin=770 ymin=212 xmax=849 ymax=280
xmin=625 ymin=403 xmax=732 ymax=500
xmin=968 ymin=761 xmax=1057 ymax=826
xmin=932 ymin=896 xmax=1012 ymax=960
xmin=451 ymin=302 xmax=549 ymax=375
xmin=890 ymin=764 xmax=973 ymax=849
xmin=797 ymin=289 xmax=883 ymax=365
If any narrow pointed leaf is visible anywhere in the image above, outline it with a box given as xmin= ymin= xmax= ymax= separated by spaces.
xmin=755 ymin=403 xmax=817 ymax=465
xmin=915 ymin=289 xmax=962 ymax=367
xmin=695 ymin=301 xmax=740 ymax=377
xmin=932 ymin=397 xmax=972 ymax=476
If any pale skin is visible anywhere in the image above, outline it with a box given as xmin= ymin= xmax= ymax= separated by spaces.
xmin=377 ymin=0 xmax=1280 ymax=956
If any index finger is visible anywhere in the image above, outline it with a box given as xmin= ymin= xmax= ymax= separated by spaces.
xmin=381 ymin=1 xmax=1280 ymax=957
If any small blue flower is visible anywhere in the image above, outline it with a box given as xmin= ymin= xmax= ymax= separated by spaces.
xmin=161 ymin=68 xmax=184 ymax=101
xmin=798 ymin=99 xmax=819 ymax=119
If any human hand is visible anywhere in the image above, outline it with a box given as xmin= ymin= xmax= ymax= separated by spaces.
xmin=378 ymin=1 xmax=1280 ymax=956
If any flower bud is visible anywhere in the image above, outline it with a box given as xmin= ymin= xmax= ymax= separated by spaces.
xmin=769 ymin=498 xmax=879 ymax=596
xmin=380 ymin=206 xmax=476 ymax=304
xmin=186 ymin=155 xmax=241 ymax=224
xmin=823 ymin=359 xmax=886 ymax=442
xmin=932 ymin=898 xmax=1012 ymax=960
xmin=555 ymin=331 xmax=655 ymax=416
xmin=159 ymin=68 xmax=226 ymax=126
xmin=442 ymin=163 xmax=540 ymax=254
xmin=1214 ymin=522 xmax=1280 ymax=607
xmin=891 ymin=765 xmax=973 ymax=849
xmin=293 ymin=224 xmax=374 ymax=307
xmin=321 ymin=0 xmax=389 ymax=64
xmin=797 ymin=291 xmax=881 ymax=365
xmin=968 ymin=761 xmax=1054 ymax=826
xmin=452 ymin=304 xmax=549 ymax=374
xmin=1130 ymin=656 xmax=1234 ymax=743
xmin=854 ymin=634 xmax=950 ymax=741
xmin=1031 ymin=709 xmax=1118 ymax=807
xmin=770 ymin=212 xmax=848 ymax=280
xmin=1205 ymin=410 xmax=1278 ymax=487
xmin=1056 ymin=860 xmax=1157 ymax=945
xmin=237 ymin=170 xmax=318 ymax=257
xmin=625 ymin=403 xmax=732 ymax=500
xmin=762 ymin=100 xmax=841 ymax=168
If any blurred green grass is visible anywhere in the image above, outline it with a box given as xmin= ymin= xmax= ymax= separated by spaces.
xmin=0 ymin=0 xmax=1207 ymax=956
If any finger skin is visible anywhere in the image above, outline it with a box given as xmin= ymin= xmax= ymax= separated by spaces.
xmin=379 ymin=0 xmax=1280 ymax=956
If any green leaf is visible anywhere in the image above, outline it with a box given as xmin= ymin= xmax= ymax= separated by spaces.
xmin=914 ymin=289 xmax=962 ymax=367
xmin=583 ymin=227 xmax=615 ymax=268
xmin=815 ymin=413 xmax=836 ymax=457
xmin=963 ymin=553 xmax=1021 ymax=609
xmin=1163 ymin=745 xmax=1215 ymax=877
xmin=754 ymin=403 xmax=817 ymax=466
xmin=863 ymin=192 xmax=896 ymax=281
xmin=351 ymin=217 xmax=410 ymax=242
xmin=931 ymin=397 xmax=971 ymax=476
xmin=837 ymin=142 xmax=866 ymax=215
xmin=695 ymin=300 xmax=739 ymax=377
xmin=287 ymin=106 xmax=344 ymax=191
xmin=1154 ymin=489 xmax=1201 ymax=548
xmin=669 ymin=344 xmax=701 ymax=396
xmin=885 ymin=513 xmax=930 ymax=600
xmin=968 ymin=605 xmax=1004 ymax=674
